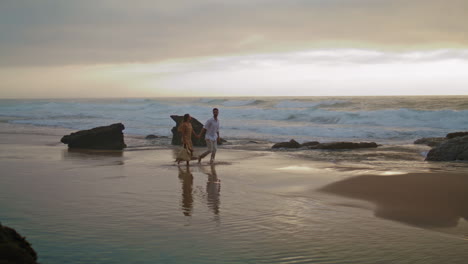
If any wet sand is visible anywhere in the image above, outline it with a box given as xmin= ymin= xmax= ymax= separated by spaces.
xmin=1 ymin=123 xmax=468 ymax=263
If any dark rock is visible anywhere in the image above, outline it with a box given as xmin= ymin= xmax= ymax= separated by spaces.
xmin=425 ymin=135 xmax=468 ymax=161
xmin=171 ymin=115 xmax=225 ymax=147
xmin=272 ymin=139 xmax=301 ymax=149
xmin=145 ymin=134 xmax=159 ymax=139
xmin=446 ymin=131 xmax=468 ymax=139
xmin=301 ymin=141 xmax=320 ymax=148
xmin=61 ymin=123 xmax=127 ymax=150
xmin=414 ymin=137 xmax=446 ymax=147
xmin=0 ymin=223 xmax=38 ymax=264
xmin=310 ymin=142 xmax=378 ymax=150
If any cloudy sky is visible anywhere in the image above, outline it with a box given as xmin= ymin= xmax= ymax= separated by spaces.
xmin=1 ymin=0 xmax=467 ymax=98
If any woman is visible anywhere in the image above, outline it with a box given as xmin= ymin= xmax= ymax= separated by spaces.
xmin=176 ymin=114 xmax=199 ymax=165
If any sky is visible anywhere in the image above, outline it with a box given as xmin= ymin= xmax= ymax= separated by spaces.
xmin=1 ymin=0 xmax=467 ymax=98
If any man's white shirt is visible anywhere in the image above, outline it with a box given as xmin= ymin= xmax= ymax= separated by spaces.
xmin=204 ymin=117 xmax=219 ymax=141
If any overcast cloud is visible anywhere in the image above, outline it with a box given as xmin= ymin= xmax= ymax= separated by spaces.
xmin=1 ymin=0 xmax=468 ymax=66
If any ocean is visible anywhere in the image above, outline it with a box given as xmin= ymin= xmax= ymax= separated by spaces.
xmin=1 ymin=96 xmax=467 ymax=144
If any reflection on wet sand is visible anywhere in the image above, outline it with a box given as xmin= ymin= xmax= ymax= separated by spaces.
xmin=202 ymin=164 xmax=221 ymax=216
xmin=178 ymin=164 xmax=221 ymax=218
xmin=178 ymin=165 xmax=194 ymax=216
xmin=62 ymin=149 xmax=124 ymax=165
xmin=320 ymin=172 xmax=468 ymax=228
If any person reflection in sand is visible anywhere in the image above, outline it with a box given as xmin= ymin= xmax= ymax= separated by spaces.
xmin=178 ymin=165 xmax=194 ymax=216
xmin=202 ymin=164 xmax=221 ymax=216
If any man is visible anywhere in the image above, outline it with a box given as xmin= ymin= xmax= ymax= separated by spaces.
xmin=198 ymin=108 xmax=220 ymax=164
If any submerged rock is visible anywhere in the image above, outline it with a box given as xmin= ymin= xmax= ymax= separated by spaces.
xmin=145 ymin=134 xmax=159 ymax=139
xmin=310 ymin=142 xmax=378 ymax=150
xmin=272 ymin=139 xmax=301 ymax=149
xmin=61 ymin=123 xmax=127 ymax=150
xmin=425 ymin=135 xmax=468 ymax=161
xmin=272 ymin=140 xmax=378 ymax=150
xmin=0 ymin=223 xmax=38 ymax=264
xmin=301 ymin=141 xmax=320 ymax=148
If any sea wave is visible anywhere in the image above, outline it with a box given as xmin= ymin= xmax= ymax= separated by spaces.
xmin=1 ymin=97 xmax=467 ymax=143
xmin=221 ymin=99 xmax=266 ymax=107
xmin=275 ymin=99 xmax=348 ymax=109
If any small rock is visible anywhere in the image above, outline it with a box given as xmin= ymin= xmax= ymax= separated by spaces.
xmin=310 ymin=142 xmax=378 ymax=150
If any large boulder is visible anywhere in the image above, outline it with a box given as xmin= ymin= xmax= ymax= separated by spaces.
xmin=0 ymin=223 xmax=38 ymax=264
xmin=310 ymin=142 xmax=378 ymax=150
xmin=61 ymin=123 xmax=127 ymax=150
xmin=425 ymin=135 xmax=468 ymax=161
xmin=272 ymin=139 xmax=301 ymax=149
xmin=171 ymin=115 xmax=207 ymax=147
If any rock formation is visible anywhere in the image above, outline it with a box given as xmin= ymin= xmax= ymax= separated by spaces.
xmin=145 ymin=134 xmax=159 ymax=139
xmin=414 ymin=131 xmax=468 ymax=147
xmin=300 ymin=141 xmax=320 ymax=148
xmin=425 ymin=135 xmax=468 ymax=161
xmin=310 ymin=142 xmax=378 ymax=150
xmin=171 ymin=115 xmax=207 ymax=146
xmin=0 ymin=223 xmax=38 ymax=264
xmin=413 ymin=137 xmax=446 ymax=147
xmin=61 ymin=123 xmax=127 ymax=150
xmin=446 ymin=131 xmax=468 ymax=139
xmin=272 ymin=139 xmax=301 ymax=149
xmin=272 ymin=139 xmax=378 ymax=149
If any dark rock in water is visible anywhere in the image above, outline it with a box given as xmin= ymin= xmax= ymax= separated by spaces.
xmin=301 ymin=141 xmax=320 ymax=148
xmin=446 ymin=131 xmax=468 ymax=139
xmin=170 ymin=115 xmax=225 ymax=146
xmin=310 ymin=142 xmax=378 ymax=150
xmin=145 ymin=134 xmax=159 ymax=139
xmin=414 ymin=137 xmax=446 ymax=147
xmin=272 ymin=139 xmax=301 ymax=149
xmin=61 ymin=123 xmax=127 ymax=150
xmin=0 ymin=223 xmax=38 ymax=264
xmin=425 ymin=135 xmax=468 ymax=161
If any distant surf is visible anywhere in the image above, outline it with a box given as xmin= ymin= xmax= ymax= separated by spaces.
xmin=0 ymin=96 xmax=467 ymax=144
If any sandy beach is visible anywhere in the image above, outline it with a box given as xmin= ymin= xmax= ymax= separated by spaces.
xmin=1 ymin=122 xmax=468 ymax=263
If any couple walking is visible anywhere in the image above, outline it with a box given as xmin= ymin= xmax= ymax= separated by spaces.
xmin=177 ymin=108 xmax=220 ymax=165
